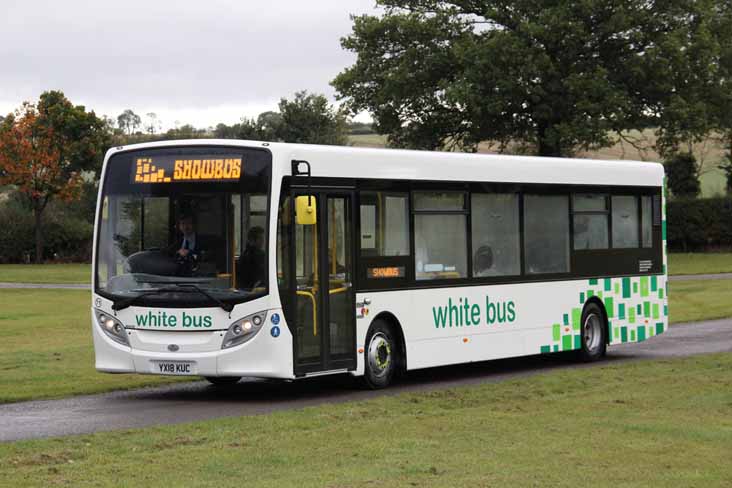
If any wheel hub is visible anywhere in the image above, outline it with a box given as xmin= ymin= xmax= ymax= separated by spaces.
xmin=368 ymin=333 xmax=391 ymax=377
xmin=583 ymin=313 xmax=602 ymax=353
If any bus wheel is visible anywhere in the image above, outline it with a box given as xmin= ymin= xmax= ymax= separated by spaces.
xmin=204 ymin=376 xmax=241 ymax=386
xmin=363 ymin=320 xmax=398 ymax=389
xmin=578 ymin=302 xmax=606 ymax=362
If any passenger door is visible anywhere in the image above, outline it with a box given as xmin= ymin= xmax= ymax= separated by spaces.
xmin=289 ymin=191 xmax=356 ymax=375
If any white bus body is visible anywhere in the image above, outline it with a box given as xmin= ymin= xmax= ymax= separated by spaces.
xmin=92 ymin=140 xmax=667 ymax=387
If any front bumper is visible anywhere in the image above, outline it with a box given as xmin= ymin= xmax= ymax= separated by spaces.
xmin=91 ymin=309 xmax=295 ymax=379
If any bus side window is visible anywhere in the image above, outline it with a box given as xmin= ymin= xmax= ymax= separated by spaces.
xmin=413 ymin=192 xmax=468 ymax=280
xmin=471 ymin=193 xmax=520 ymax=277
xmin=359 ymin=192 xmax=410 ymax=257
xmin=524 ymin=194 xmax=570 ymax=274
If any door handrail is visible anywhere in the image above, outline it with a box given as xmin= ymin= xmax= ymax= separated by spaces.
xmin=296 ymin=290 xmax=317 ymax=336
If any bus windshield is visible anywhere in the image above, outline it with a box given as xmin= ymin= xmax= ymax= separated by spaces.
xmin=95 ymin=146 xmax=271 ymax=308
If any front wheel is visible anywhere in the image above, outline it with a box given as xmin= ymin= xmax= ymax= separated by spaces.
xmin=204 ymin=376 xmax=241 ymax=386
xmin=362 ymin=320 xmax=399 ymax=389
xmin=578 ymin=302 xmax=607 ymax=362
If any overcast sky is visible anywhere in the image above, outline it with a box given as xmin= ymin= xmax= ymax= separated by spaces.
xmin=1 ymin=0 xmax=380 ymax=129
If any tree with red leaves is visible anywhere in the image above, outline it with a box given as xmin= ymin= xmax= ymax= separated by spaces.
xmin=0 ymin=92 xmax=108 ymax=263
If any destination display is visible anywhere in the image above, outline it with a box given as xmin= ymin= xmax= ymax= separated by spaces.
xmin=367 ymin=266 xmax=405 ymax=279
xmin=132 ymin=155 xmax=242 ymax=184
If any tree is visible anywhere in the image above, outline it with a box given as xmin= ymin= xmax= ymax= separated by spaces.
xmin=213 ymin=118 xmax=265 ymax=140
xmin=256 ymin=111 xmax=284 ymax=141
xmin=145 ymin=112 xmax=161 ymax=135
xmin=333 ymin=0 xmax=725 ymax=156
xmin=665 ymin=152 xmax=700 ymax=198
xmin=275 ymin=91 xmax=348 ymax=145
xmin=0 ymin=92 xmax=108 ymax=263
xmin=163 ymin=124 xmax=207 ymax=139
xmin=117 ymin=109 xmax=141 ymax=135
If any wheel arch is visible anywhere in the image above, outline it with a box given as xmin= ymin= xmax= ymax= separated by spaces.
xmin=584 ymin=296 xmax=610 ymax=344
xmin=369 ymin=311 xmax=407 ymax=372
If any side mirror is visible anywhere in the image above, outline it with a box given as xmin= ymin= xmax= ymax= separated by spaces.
xmin=295 ymin=196 xmax=317 ymax=225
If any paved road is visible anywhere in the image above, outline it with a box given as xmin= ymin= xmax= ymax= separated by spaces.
xmin=0 ymin=282 xmax=87 ymax=289
xmin=669 ymin=272 xmax=732 ymax=281
xmin=1 ymin=319 xmax=730 ymax=442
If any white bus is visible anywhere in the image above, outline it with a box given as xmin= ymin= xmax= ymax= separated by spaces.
xmin=92 ymin=140 xmax=667 ymax=388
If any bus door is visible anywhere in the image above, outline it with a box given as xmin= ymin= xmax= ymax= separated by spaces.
xmin=290 ymin=191 xmax=356 ymax=376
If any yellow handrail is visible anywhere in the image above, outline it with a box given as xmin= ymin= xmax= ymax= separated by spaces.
xmin=329 ymin=286 xmax=349 ymax=295
xmin=296 ymin=290 xmax=317 ymax=336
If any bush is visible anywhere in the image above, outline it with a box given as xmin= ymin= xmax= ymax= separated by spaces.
xmin=0 ymin=197 xmax=93 ymax=263
xmin=665 ymin=152 xmax=700 ymax=198
xmin=667 ymin=197 xmax=732 ymax=252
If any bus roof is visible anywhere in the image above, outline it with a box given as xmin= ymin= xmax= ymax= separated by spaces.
xmin=106 ymin=139 xmax=665 ymax=188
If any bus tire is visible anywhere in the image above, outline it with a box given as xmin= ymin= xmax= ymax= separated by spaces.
xmin=578 ymin=302 xmax=607 ymax=362
xmin=204 ymin=376 xmax=241 ymax=386
xmin=362 ymin=320 xmax=398 ymax=389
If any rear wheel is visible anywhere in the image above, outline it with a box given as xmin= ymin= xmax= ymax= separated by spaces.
xmin=204 ymin=376 xmax=241 ymax=386
xmin=578 ymin=302 xmax=607 ymax=361
xmin=362 ymin=320 xmax=399 ymax=389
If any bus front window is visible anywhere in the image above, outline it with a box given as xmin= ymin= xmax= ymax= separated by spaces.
xmin=95 ymin=148 xmax=271 ymax=308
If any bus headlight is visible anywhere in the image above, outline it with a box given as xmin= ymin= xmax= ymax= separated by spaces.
xmin=222 ymin=312 xmax=267 ymax=349
xmin=95 ymin=309 xmax=129 ymax=346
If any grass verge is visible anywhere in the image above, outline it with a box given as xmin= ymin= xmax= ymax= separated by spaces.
xmin=0 ymin=289 xmax=189 ymax=403
xmin=1 ymin=354 xmax=731 ymax=487
xmin=668 ymin=253 xmax=732 ymax=276
xmin=669 ymin=279 xmax=732 ymax=324
xmin=0 ymin=264 xmax=91 ymax=284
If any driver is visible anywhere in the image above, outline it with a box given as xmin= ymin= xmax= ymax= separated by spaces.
xmin=169 ymin=214 xmax=206 ymax=265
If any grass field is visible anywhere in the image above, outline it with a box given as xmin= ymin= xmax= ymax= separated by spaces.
xmin=667 ymin=253 xmax=732 ymax=275
xmin=349 ymin=129 xmax=730 ymax=198
xmin=1 ymin=276 xmax=731 ymax=404
xmin=0 ymin=289 xmax=189 ymax=403
xmin=1 ymin=353 xmax=731 ymax=487
xmin=668 ymin=279 xmax=732 ymax=324
xmin=0 ymin=264 xmax=91 ymax=284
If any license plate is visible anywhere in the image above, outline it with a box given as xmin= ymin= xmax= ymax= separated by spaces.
xmin=153 ymin=361 xmax=196 ymax=375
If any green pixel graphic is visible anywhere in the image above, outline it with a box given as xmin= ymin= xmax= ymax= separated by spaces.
xmin=540 ymin=275 xmax=669 ymax=353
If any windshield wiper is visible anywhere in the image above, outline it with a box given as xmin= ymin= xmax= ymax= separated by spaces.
xmin=176 ymin=284 xmax=234 ymax=314
xmin=111 ymin=287 xmax=182 ymax=311
xmin=111 ymin=284 xmax=234 ymax=313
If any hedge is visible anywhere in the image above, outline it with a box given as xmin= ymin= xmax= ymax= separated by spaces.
xmin=0 ymin=201 xmax=93 ymax=263
xmin=667 ymin=197 xmax=732 ymax=252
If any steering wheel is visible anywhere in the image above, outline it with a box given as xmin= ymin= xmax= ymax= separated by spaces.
xmin=175 ymin=251 xmax=200 ymax=276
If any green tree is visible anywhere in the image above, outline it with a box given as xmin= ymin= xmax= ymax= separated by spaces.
xmin=163 ymin=124 xmax=207 ymax=139
xmin=275 ymin=91 xmax=348 ymax=145
xmin=117 ymin=109 xmax=141 ymax=135
xmin=256 ymin=111 xmax=284 ymax=141
xmin=665 ymin=152 xmax=700 ymax=198
xmin=333 ymin=0 xmax=725 ymax=156
xmin=213 ymin=118 xmax=263 ymax=140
